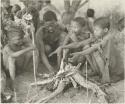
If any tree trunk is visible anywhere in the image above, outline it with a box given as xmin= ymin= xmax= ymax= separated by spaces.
xmin=64 ymin=0 xmax=70 ymax=12
xmin=62 ymin=0 xmax=88 ymax=25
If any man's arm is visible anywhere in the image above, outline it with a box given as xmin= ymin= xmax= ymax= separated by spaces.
xmin=49 ymin=35 xmax=70 ymax=57
xmin=71 ymin=33 xmax=112 ymax=56
xmin=61 ymin=37 xmax=94 ymax=49
xmin=36 ymin=27 xmax=54 ymax=72
xmin=10 ymin=46 xmax=35 ymax=58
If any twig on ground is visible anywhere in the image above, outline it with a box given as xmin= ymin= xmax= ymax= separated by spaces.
xmin=36 ymin=80 xmax=66 ymax=103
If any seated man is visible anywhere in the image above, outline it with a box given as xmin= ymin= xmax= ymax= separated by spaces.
xmin=35 ymin=11 xmax=65 ymax=73
xmin=2 ymin=25 xmax=35 ymax=91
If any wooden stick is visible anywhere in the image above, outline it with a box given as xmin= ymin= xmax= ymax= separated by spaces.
xmin=72 ymin=72 xmax=107 ymax=103
xmin=36 ymin=80 xmax=66 ymax=103
xmin=30 ymin=78 xmax=54 ymax=86
xmin=14 ymin=88 xmax=17 ymax=103
xmin=30 ymin=24 xmax=39 ymax=96
xmin=86 ymin=61 xmax=88 ymax=98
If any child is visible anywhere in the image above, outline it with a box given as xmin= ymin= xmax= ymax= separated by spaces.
xmin=50 ymin=17 xmax=90 ymax=67
xmin=2 ymin=25 xmax=35 ymax=90
xmin=70 ymin=17 xmax=111 ymax=83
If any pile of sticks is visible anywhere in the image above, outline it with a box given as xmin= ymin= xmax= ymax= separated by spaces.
xmin=29 ymin=59 xmax=107 ymax=103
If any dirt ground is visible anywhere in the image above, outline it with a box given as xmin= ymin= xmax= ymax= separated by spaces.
xmin=2 ymin=29 xmax=124 ymax=103
xmin=13 ymin=71 xmax=124 ymax=103
xmin=12 ymin=30 xmax=124 ymax=103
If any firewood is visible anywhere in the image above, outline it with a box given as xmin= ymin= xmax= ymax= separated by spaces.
xmin=30 ymin=78 xmax=54 ymax=86
xmin=72 ymin=72 xmax=107 ymax=103
xmin=64 ymin=0 xmax=70 ymax=12
xmin=36 ymin=80 xmax=66 ymax=103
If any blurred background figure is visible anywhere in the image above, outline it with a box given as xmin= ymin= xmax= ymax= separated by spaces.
xmin=39 ymin=0 xmax=61 ymax=22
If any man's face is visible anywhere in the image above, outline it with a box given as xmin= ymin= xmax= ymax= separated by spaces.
xmin=70 ymin=21 xmax=81 ymax=34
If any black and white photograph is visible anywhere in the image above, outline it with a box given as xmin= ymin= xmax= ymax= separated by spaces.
xmin=0 ymin=0 xmax=125 ymax=103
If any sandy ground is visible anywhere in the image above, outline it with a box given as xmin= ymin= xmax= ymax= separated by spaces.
xmin=13 ymin=71 xmax=124 ymax=103
xmin=12 ymin=30 xmax=124 ymax=103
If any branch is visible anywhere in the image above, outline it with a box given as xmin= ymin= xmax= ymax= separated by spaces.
xmin=78 ymin=0 xmax=89 ymax=9
xmin=36 ymin=80 xmax=66 ymax=103
xmin=70 ymin=0 xmax=81 ymax=13
xmin=30 ymin=78 xmax=54 ymax=86
xmin=64 ymin=0 xmax=70 ymax=12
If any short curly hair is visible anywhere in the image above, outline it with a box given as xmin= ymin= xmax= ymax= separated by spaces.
xmin=87 ymin=8 xmax=95 ymax=18
xmin=43 ymin=11 xmax=57 ymax=22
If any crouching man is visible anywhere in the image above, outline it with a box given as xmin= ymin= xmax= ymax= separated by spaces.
xmin=2 ymin=25 xmax=36 ymax=91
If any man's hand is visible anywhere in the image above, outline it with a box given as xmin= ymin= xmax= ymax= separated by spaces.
xmin=29 ymin=44 xmax=37 ymax=50
xmin=49 ymin=47 xmax=62 ymax=57
xmin=68 ymin=52 xmax=80 ymax=63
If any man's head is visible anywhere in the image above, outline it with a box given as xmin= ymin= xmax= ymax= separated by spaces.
xmin=43 ymin=11 xmax=57 ymax=22
xmin=11 ymin=4 xmax=21 ymax=15
xmin=94 ymin=17 xmax=110 ymax=37
xmin=87 ymin=8 xmax=95 ymax=18
xmin=70 ymin=17 xmax=86 ymax=34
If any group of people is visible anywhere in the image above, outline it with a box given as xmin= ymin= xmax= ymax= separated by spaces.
xmin=1 ymin=0 xmax=124 ymax=103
